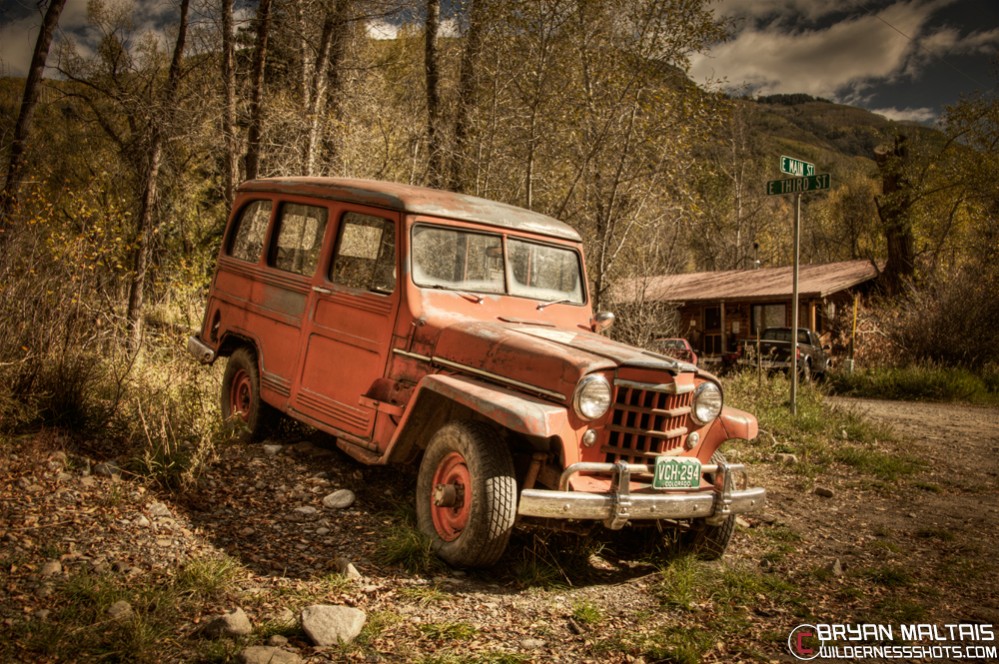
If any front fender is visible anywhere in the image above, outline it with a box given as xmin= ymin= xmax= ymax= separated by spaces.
xmin=383 ymin=373 xmax=574 ymax=463
xmin=697 ymin=405 xmax=759 ymax=462
xmin=413 ymin=374 xmax=569 ymax=437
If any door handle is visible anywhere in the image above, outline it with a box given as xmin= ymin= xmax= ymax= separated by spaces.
xmin=312 ymin=286 xmax=332 ymax=295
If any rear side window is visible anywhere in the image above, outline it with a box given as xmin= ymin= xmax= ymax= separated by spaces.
xmin=270 ymin=203 xmax=329 ymax=276
xmin=330 ymin=213 xmax=396 ymax=293
xmin=228 ymin=200 xmax=272 ymax=263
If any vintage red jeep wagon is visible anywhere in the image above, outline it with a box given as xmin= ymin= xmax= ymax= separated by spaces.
xmin=188 ymin=178 xmax=765 ymax=566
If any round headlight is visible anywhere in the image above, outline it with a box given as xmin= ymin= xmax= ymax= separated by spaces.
xmin=573 ymin=375 xmax=612 ymax=421
xmin=691 ymin=381 xmax=723 ymax=425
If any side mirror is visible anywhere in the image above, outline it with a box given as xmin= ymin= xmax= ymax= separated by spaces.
xmin=591 ymin=311 xmax=615 ymax=333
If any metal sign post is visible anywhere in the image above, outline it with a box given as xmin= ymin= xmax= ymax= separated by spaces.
xmin=766 ymin=157 xmax=829 ymax=415
xmin=790 ymin=193 xmax=801 ymax=415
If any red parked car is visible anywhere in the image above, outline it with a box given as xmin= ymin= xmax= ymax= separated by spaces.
xmin=188 ymin=178 xmax=764 ymax=567
xmin=652 ymin=338 xmax=698 ymax=366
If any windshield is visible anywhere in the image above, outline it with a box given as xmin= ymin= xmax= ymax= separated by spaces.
xmin=411 ymin=225 xmax=584 ymax=304
xmin=763 ymin=328 xmax=810 ymax=343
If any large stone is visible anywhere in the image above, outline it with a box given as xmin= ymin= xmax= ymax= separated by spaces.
xmin=301 ymin=605 xmax=366 ymax=646
xmin=322 ymin=490 xmax=355 ymax=510
xmin=239 ymin=646 xmax=302 ymax=664
xmin=202 ymin=607 xmax=253 ymax=638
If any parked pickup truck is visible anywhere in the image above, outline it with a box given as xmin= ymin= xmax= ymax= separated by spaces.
xmin=188 ymin=178 xmax=765 ymax=567
xmin=741 ymin=327 xmax=831 ymax=380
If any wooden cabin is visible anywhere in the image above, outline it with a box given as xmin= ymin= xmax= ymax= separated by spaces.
xmin=613 ymin=259 xmax=882 ymax=362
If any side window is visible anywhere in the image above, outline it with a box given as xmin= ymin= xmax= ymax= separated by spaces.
xmin=330 ymin=212 xmax=396 ymax=293
xmin=269 ymin=203 xmax=328 ymax=276
xmin=228 ymin=200 xmax=272 ymax=263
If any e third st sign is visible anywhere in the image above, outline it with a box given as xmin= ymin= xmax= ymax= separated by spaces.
xmin=766 ymin=173 xmax=831 ymax=196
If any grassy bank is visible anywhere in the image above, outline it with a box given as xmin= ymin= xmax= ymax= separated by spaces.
xmin=824 ymin=364 xmax=999 ymax=405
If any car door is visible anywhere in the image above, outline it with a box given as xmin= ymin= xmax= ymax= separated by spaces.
xmin=290 ymin=206 xmax=401 ymax=441
xmin=215 ymin=197 xmax=327 ymax=407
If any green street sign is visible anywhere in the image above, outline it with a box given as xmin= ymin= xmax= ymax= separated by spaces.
xmin=780 ymin=155 xmax=815 ymax=177
xmin=766 ymin=174 xmax=831 ymax=196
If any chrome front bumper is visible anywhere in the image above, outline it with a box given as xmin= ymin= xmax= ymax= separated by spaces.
xmin=187 ymin=335 xmax=216 ymax=364
xmin=517 ymin=460 xmax=765 ymax=530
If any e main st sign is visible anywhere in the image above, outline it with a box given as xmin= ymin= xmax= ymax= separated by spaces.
xmin=781 ymin=155 xmax=815 ymax=177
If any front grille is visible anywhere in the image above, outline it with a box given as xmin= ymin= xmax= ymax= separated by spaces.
xmin=602 ymin=378 xmax=693 ymax=464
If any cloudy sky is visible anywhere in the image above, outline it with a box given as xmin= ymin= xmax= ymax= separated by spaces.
xmin=1 ymin=0 xmax=996 ymax=125
xmin=690 ymin=0 xmax=999 ymax=122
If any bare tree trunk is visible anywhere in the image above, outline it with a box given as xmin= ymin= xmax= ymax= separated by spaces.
xmin=319 ymin=0 xmax=353 ymax=171
xmin=424 ymin=0 xmax=445 ymax=188
xmin=221 ymin=0 xmax=238 ymax=208
xmin=126 ymin=139 xmax=163 ymax=350
xmin=126 ymin=0 xmax=190 ymax=350
xmin=875 ymin=135 xmax=916 ymax=296
xmin=245 ymin=0 xmax=273 ymax=181
xmin=0 ymin=0 xmax=69 ymax=243
xmin=304 ymin=14 xmax=336 ymax=175
xmin=304 ymin=0 xmax=351 ymax=176
xmin=448 ymin=0 xmax=486 ymax=192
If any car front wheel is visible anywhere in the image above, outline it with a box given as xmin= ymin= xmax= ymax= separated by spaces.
xmin=415 ymin=421 xmax=517 ymax=568
xmin=678 ymin=451 xmax=736 ymax=560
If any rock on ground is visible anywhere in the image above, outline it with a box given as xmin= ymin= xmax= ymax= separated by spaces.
xmin=300 ymin=605 xmax=366 ymax=646
xmin=239 ymin=646 xmax=303 ymax=664
xmin=107 ymin=600 xmax=133 ymax=621
xmin=322 ymin=489 xmax=355 ymax=510
xmin=202 ymin=607 xmax=253 ymax=638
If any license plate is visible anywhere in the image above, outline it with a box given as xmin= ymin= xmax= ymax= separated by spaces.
xmin=653 ymin=456 xmax=701 ymax=489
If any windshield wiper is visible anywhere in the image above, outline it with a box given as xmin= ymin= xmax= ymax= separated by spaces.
xmin=536 ymin=298 xmax=572 ymax=310
xmin=426 ymin=284 xmax=483 ymax=303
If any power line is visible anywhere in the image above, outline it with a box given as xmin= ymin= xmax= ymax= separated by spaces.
xmin=859 ymin=1 xmax=993 ymax=94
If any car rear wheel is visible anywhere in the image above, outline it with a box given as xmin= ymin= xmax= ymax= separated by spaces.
xmin=678 ymin=451 xmax=736 ymax=560
xmin=415 ymin=421 xmax=517 ymax=568
xmin=221 ymin=347 xmax=277 ymax=442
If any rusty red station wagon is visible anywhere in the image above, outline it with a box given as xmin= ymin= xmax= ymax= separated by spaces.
xmin=188 ymin=178 xmax=765 ymax=567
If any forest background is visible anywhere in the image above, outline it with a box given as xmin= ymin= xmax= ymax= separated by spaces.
xmin=0 ymin=0 xmax=997 ymax=441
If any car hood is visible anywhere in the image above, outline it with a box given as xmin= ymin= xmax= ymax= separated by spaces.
xmin=427 ymin=318 xmax=696 ymax=398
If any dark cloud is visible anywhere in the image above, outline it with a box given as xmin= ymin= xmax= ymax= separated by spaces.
xmin=690 ymin=0 xmax=998 ymax=121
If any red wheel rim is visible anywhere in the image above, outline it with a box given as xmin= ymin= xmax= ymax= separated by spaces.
xmin=430 ymin=452 xmax=472 ymax=542
xmin=229 ymin=369 xmax=252 ymax=422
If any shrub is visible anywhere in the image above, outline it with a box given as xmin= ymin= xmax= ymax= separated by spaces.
xmin=853 ymin=265 xmax=999 ymax=370
xmin=827 ymin=364 xmax=998 ymax=404
xmin=0 ymin=182 xmax=131 ymax=433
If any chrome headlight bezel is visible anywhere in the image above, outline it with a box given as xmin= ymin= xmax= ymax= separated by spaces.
xmin=573 ymin=375 xmax=612 ymax=421
xmin=691 ymin=381 xmax=723 ymax=426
